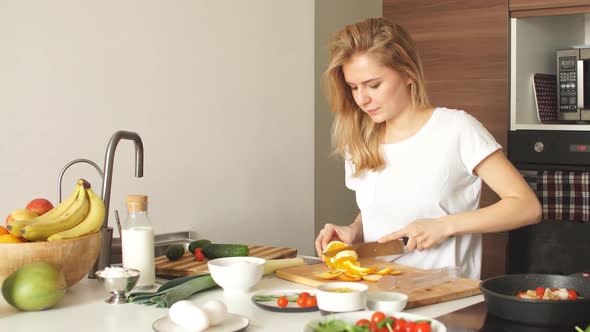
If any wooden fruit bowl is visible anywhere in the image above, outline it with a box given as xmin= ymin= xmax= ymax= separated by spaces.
xmin=0 ymin=231 xmax=101 ymax=288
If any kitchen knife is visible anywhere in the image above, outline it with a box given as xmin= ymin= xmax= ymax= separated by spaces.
xmin=322 ymin=239 xmax=406 ymax=258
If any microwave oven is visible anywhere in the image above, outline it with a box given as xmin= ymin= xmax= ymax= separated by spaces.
xmin=556 ymin=48 xmax=590 ymax=121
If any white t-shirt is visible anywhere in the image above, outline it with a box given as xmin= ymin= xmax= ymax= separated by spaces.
xmin=345 ymin=107 xmax=501 ymax=279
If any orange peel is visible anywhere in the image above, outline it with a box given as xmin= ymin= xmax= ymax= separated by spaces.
xmin=362 ymin=274 xmax=382 ymax=282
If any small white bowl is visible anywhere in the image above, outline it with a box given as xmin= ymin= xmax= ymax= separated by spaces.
xmin=366 ymin=291 xmax=408 ymax=313
xmin=315 ymin=282 xmax=368 ymax=313
xmin=207 ymin=257 xmax=266 ymax=294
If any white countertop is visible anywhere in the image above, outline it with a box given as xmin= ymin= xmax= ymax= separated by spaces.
xmin=0 ymin=275 xmax=483 ymax=331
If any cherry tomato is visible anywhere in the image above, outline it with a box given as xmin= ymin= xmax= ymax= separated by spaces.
xmin=415 ymin=322 xmax=432 ymax=332
xmin=394 ymin=319 xmax=406 ymax=332
xmin=194 ymin=251 xmax=205 ymax=261
xmin=568 ymin=289 xmax=578 ymax=300
xmin=376 ymin=328 xmax=389 ymax=332
xmin=305 ymin=296 xmax=317 ymax=307
xmin=535 ymin=287 xmax=545 ymax=298
xmin=296 ymin=296 xmax=307 ymax=307
xmin=369 ymin=321 xmax=378 ymax=332
xmin=276 ymin=296 xmax=288 ymax=308
xmin=405 ymin=321 xmax=416 ymax=332
xmin=299 ymin=292 xmax=310 ymax=299
xmin=355 ymin=318 xmax=370 ymax=326
xmin=371 ymin=311 xmax=386 ymax=323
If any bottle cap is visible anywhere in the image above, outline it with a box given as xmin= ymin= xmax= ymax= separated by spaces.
xmin=127 ymin=195 xmax=148 ymax=212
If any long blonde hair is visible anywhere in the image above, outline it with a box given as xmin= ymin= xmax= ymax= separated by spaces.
xmin=323 ymin=17 xmax=430 ymax=175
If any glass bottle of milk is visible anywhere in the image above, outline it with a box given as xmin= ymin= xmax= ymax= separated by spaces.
xmin=122 ymin=194 xmax=155 ymax=289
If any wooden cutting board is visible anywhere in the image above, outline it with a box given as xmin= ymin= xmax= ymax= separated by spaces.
xmin=275 ymin=258 xmax=481 ymax=309
xmin=155 ymin=245 xmax=297 ymax=277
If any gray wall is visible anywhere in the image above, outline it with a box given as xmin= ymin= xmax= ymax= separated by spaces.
xmin=314 ymin=1 xmax=382 ymax=239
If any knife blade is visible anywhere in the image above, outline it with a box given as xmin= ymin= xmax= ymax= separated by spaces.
xmin=323 ymin=239 xmax=406 ymax=258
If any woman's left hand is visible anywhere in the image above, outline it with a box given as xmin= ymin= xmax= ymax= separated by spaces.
xmin=378 ymin=218 xmax=453 ymax=251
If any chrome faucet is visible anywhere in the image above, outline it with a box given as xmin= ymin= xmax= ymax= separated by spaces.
xmin=89 ymin=130 xmax=144 ymax=278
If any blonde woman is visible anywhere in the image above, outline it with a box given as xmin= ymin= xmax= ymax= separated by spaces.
xmin=314 ymin=17 xmax=541 ymax=279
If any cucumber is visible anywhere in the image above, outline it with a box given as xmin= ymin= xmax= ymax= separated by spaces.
xmin=188 ymin=239 xmax=212 ymax=253
xmin=201 ymin=244 xmax=249 ymax=259
xmin=165 ymin=244 xmax=185 ymax=261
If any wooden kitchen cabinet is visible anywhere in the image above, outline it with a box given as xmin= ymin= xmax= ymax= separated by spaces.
xmin=383 ymin=0 xmax=509 ymax=279
xmin=510 ymin=0 xmax=590 ymax=17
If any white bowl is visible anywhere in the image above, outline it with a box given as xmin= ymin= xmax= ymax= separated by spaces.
xmin=366 ymin=291 xmax=408 ymax=313
xmin=315 ymin=282 xmax=368 ymax=313
xmin=207 ymin=257 xmax=266 ymax=294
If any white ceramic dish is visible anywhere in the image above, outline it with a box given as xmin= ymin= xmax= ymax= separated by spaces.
xmin=315 ymin=282 xmax=368 ymax=313
xmin=207 ymin=257 xmax=266 ymax=294
xmin=303 ymin=310 xmax=447 ymax=332
xmin=366 ymin=291 xmax=408 ymax=313
xmin=152 ymin=313 xmax=249 ymax=332
xmin=251 ymin=288 xmax=318 ymax=312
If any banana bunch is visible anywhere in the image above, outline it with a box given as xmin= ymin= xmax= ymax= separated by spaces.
xmin=7 ymin=179 xmax=105 ymax=242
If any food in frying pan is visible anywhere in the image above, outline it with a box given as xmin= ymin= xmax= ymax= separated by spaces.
xmin=516 ymin=287 xmax=580 ymax=300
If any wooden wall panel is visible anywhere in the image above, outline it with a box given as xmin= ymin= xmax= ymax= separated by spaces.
xmin=510 ymin=0 xmax=590 ymax=11
xmin=384 ymin=0 xmax=509 ymax=279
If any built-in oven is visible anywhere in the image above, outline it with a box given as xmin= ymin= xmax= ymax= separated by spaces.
xmin=507 ymin=130 xmax=590 ymax=275
xmin=556 ymin=48 xmax=590 ymax=122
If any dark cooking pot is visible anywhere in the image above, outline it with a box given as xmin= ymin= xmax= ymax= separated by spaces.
xmin=480 ymin=273 xmax=590 ymax=326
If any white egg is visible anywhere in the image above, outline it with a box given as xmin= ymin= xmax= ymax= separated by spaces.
xmin=169 ymin=300 xmax=209 ymax=332
xmin=169 ymin=300 xmax=193 ymax=323
xmin=201 ymin=299 xmax=228 ymax=326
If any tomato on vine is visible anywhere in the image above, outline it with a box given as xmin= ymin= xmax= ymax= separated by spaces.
xmin=415 ymin=322 xmax=432 ymax=332
xmin=276 ymin=296 xmax=288 ymax=308
xmin=305 ymin=296 xmax=317 ymax=307
xmin=371 ymin=311 xmax=386 ymax=323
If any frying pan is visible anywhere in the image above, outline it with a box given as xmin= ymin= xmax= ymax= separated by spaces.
xmin=480 ymin=273 xmax=590 ymax=326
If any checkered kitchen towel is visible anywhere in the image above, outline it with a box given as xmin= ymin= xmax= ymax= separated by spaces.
xmin=537 ymin=170 xmax=590 ymax=222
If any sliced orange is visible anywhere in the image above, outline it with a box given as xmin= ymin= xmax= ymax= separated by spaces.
xmin=362 ymin=274 xmax=382 ymax=282
xmin=375 ymin=267 xmax=394 ymax=276
xmin=330 ymin=249 xmax=358 ymax=265
xmin=0 ymin=225 xmax=9 ymax=236
xmin=314 ymin=271 xmax=342 ymax=280
xmin=342 ymin=260 xmax=376 ymax=276
xmin=322 ymin=241 xmax=348 ymax=257
xmin=338 ymin=274 xmax=362 ymax=282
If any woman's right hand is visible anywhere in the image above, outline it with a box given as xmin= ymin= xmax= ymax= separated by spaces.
xmin=314 ymin=223 xmax=357 ymax=258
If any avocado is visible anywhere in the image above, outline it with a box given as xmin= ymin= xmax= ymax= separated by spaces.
xmin=188 ymin=239 xmax=212 ymax=254
xmin=1 ymin=262 xmax=67 ymax=311
xmin=201 ymin=244 xmax=249 ymax=259
xmin=165 ymin=244 xmax=185 ymax=261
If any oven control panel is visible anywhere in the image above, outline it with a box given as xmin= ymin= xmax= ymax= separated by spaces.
xmin=508 ymin=130 xmax=590 ymax=167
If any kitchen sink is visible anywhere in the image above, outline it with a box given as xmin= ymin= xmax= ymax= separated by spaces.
xmin=111 ymin=231 xmax=200 ymax=264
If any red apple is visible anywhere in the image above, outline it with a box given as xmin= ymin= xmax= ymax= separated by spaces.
xmin=25 ymin=198 xmax=54 ymax=216
xmin=5 ymin=208 xmax=39 ymax=225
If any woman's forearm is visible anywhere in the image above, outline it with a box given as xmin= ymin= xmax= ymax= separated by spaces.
xmin=445 ymin=195 xmax=542 ymax=236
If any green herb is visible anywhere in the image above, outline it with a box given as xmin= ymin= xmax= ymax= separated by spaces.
xmin=307 ymin=316 xmax=369 ymax=332
xmin=575 ymin=325 xmax=590 ymax=332
xmin=127 ymin=274 xmax=217 ymax=308
xmin=253 ymin=294 xmax=299 ymax=302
